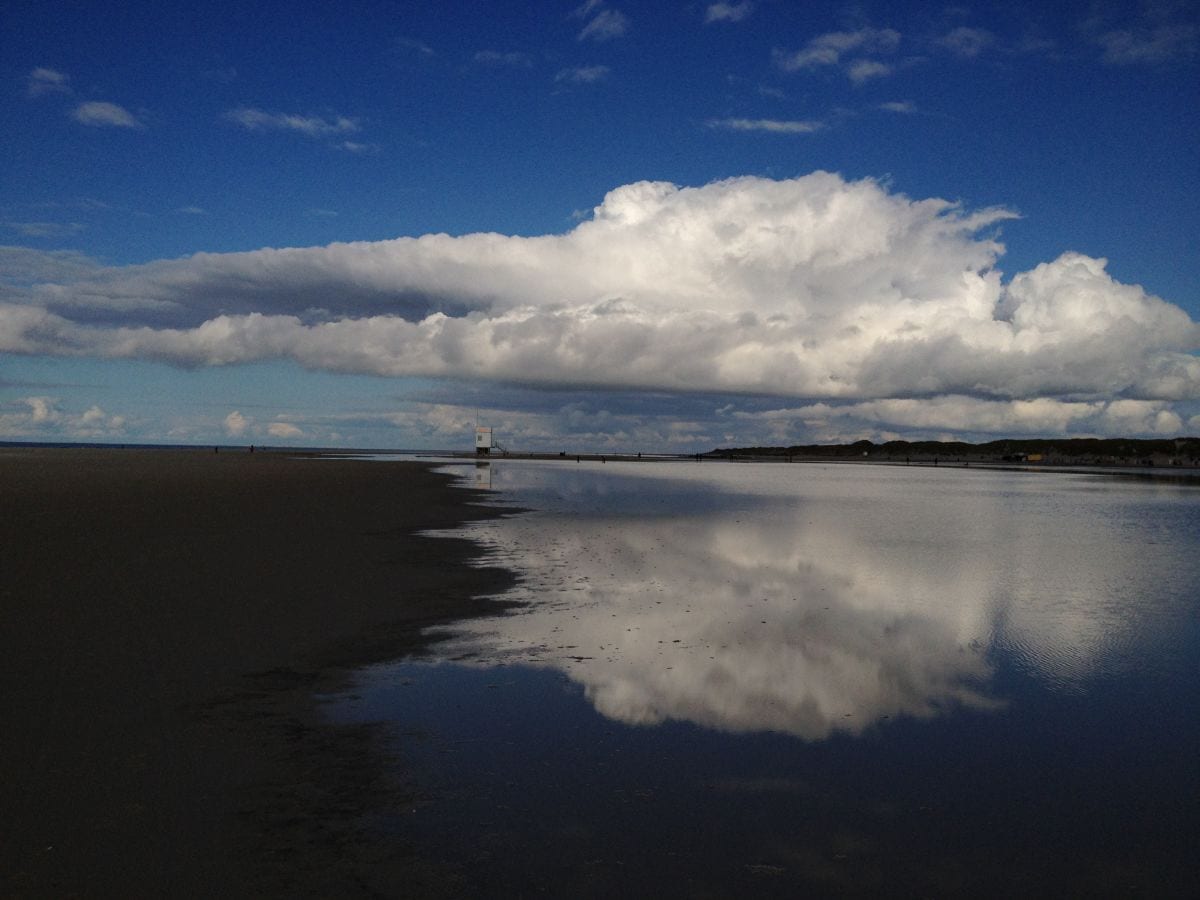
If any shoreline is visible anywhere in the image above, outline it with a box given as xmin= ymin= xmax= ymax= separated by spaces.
xmin=444 ymin=450 xmax=1200 ymax=485
xmin=0 ymin=448 xmax=518 ymax=897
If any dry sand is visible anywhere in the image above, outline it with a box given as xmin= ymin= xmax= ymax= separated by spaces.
xmin=0 ymin=448 xmax=515 ymax=898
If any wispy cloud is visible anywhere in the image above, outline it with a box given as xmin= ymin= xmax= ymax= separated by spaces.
xmin=1084 ymin=3 xmax=1198 ymax=65
xmin=847 ymin=59 xmax=892 ymax=84
xmin=555 ymin=65 xmax=610 ymax=84
xmin=337 ymin=140 xmax=380 ymax=154
xmin=27 ymin=67 xmax=70 ymax=97
xmin=0 ymin=247 xmax=99 ymax=284
xmin=23 ymin=198 xmax=111 ymax=212
xmin=775 ymin=27 xmax=900 ymax=71
xmin=396 ymin=36 xmax=434 ymax=57
xmin=938 ymin=26 xmax=994 ymax=59
xmin=1 ymin=220 xmax=86 ymax=238
xmin=577 ymin=5 xmax=629 ymax=42
xmin=878 ymin=100 xmax=916 ymax=114
xmin=707 ymin=117 xmax=824 ymax=134
xmin=475 ymin=50 xmax=534 ymax=68
xmin=1012 ymin=33 xmax=1057 ymax=56
xmin=224 ymin=108 xmax=360 ymax=137
xmin=705 ymin=2 xmax=753 ymax=24
xmin=1093 ymin=23 xmax=1198 ymax=65
xmin=177 ymin=206 xmax=207 ymax=215
xmin=72 ymin=101 xmax=143 ymax=129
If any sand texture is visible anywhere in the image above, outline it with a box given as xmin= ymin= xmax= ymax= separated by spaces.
xmin=0 ymin=448 xmax=514 ymax=897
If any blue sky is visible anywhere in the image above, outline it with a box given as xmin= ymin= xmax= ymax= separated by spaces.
xmin=2 ymin=0 xmax=1198 ymax=450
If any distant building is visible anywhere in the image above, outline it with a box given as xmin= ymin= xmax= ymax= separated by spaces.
xmin=475 ymin=425 xmax=493 ymax=456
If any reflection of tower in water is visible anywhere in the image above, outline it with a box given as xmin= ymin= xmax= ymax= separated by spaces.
xmin=473 ymin=462 xmax=492 ymax=490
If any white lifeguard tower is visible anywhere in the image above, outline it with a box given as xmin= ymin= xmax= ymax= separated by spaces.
xmin=475 ymin=425 xmax=493 ymax=456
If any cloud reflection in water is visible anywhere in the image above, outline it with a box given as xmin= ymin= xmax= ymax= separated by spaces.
xmin=431 ymin=463 xmax=1194 ymax=739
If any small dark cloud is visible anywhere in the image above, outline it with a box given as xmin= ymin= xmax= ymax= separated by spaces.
xmin=474 ymin=50 xmax=534 ymax=68
xmin=200 ymin=66 xmax=237 ymax=84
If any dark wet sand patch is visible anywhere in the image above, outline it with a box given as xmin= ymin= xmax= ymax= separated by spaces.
xmin=0 ymin=448 xmax=515 ymax=897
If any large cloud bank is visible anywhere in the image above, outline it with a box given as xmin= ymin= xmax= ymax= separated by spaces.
xmin=3 ymin=172 xmax=1197 ymax=435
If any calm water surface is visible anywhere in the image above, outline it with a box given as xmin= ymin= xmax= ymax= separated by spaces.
xmin=330 ymin=461 xmax=1200 ymax=896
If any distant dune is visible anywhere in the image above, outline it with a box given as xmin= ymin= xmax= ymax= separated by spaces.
xmin=709 ymin=436 xmax=1200 ymax=467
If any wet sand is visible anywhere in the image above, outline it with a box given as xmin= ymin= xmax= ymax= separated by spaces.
xmin=0 ymin=448 xmax=515 ymax=898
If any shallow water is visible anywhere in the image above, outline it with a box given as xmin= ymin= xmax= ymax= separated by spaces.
xmin=331 ymin=460 xmax=1200 ymax=896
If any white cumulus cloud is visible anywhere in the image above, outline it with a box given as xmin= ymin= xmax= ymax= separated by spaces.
xmin=0 ymin=397 xmax=126 ymax=439
xmin=2 ymin=173 xmax=1197 ymax=439
xmin=267 ymin=421 xmax=303 ymax=439
xmin=26 ymin=396 xmax=58 ymax=423
xmin=223 ymin=410 xmax=249 ymax=436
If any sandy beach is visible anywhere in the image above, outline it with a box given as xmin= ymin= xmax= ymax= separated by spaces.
xmin=0 ymin=448 xmax=514 ymax=898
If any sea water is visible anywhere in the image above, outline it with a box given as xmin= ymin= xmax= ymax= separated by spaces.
xmin=330 ymin=460 xmax=1200 ymax=896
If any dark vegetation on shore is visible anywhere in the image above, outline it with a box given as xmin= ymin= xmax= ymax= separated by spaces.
xmin=710 ymin=436 xmax=1200 ymax=467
